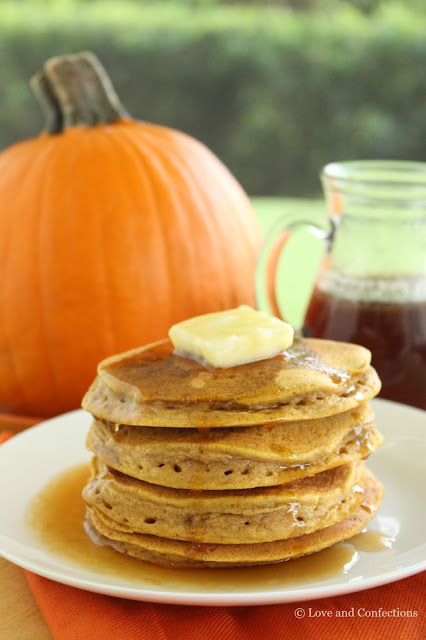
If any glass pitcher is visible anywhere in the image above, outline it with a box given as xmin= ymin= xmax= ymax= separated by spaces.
xmin=256 ymin=161 xmax=426 ymax=410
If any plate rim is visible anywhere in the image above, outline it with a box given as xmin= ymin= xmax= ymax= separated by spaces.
xmin=1 ymin=541 xmax=426 ymax=606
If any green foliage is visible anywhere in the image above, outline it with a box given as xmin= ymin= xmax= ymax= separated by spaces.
xmin=0 ymin=2 xmax=424 ymax=195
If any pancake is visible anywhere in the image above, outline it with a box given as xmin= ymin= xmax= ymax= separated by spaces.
xmin=82 ymin=337 xmax=381 ymax=428
xmin=86 ymin=403 xmax=383 ymax=489
xmin=85 ymin=467 xmax=383 ymax=568
xmin=83 ymin=459 xmax=365 ymax=544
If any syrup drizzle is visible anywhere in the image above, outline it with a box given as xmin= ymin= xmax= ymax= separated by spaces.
xmin=283 ymin=339 xmax=351 ymax=384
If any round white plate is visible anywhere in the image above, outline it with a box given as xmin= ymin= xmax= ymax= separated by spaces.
xmin=0 ymin=398 xmax=425 ymax=606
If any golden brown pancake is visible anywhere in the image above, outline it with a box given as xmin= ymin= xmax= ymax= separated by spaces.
xmin=82 ymin=337 xmax=381 ymax=428
xmin=85 ymin=403 xmax=383 ymax=489
xmin=84 ymin=467 xmax=383 ymax=568
xmin=83 ymin=459 xmax=365 ymax=544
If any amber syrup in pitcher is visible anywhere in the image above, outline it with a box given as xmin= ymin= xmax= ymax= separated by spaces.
xmin=303 ymin=275 xmax=426 ymax=410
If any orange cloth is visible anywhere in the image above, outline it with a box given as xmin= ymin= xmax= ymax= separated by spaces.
xmin=2 ymin=432 xmax=425 ymax=639
xmin=24 ymin=571 xmax=426 ymax=640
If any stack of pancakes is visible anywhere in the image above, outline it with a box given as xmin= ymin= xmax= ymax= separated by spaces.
xmin=82 ymin=337 xmax=384 ymax=568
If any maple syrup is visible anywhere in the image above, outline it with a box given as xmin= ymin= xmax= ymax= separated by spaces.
xmin=26 ymin=463 xmax=391 ymax=592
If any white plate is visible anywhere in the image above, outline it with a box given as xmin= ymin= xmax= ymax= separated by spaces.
xmin=0 ymin=399 xmax=425 ymax=606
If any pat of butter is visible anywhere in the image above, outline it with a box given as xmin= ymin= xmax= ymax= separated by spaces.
xmin=169 ymin=306 xmax=294 ymax=369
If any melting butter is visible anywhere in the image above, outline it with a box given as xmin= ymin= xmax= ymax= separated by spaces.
xmin=169 ymin=306 xmax=294 ymax=369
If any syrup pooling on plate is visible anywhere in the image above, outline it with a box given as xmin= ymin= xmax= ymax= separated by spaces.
xmin=349 ymin=530 xmax=394 ymax=552
xmin=28 ymin=463 xmax=390 ymax=584
xmin=27 ymin=463 xmax=366 ymax=590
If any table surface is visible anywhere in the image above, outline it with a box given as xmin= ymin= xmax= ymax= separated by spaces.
xmin=0 ymin=197 xmax=324 ymax=638
xmin=0 ymin=557 xmax=53 ymax=640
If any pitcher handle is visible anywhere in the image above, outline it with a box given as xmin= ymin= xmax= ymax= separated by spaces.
xmin=255 ymin=214 xmax=334 ymax=320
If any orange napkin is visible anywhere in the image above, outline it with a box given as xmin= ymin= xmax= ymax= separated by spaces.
xmin=0 ymin=431 xmax=14 ymax=444
xmin=1 ymin=432 xmax=425 ymax=639
xmin=24 ymin=571 xmax=426 ymax=640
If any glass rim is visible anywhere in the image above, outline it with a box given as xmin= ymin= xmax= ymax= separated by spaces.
xmin=322 ymin=160 xmax=426 ymax=188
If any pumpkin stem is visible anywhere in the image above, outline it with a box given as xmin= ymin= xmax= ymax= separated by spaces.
xmin=30 ymin=52 xmax=130 ymax=134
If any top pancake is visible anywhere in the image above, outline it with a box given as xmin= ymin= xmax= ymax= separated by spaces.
xmin=82 ymin=337 xmax=381 ymax=427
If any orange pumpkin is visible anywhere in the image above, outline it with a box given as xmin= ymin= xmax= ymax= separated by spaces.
xmin=0 ymin=52 xmax=261 ymax=417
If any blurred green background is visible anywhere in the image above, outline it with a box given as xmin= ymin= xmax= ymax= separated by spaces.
xmin=0 ymin=0 xmax=425 ymax=197
xmin=1 ymin=0 xmax=424 ymax=325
